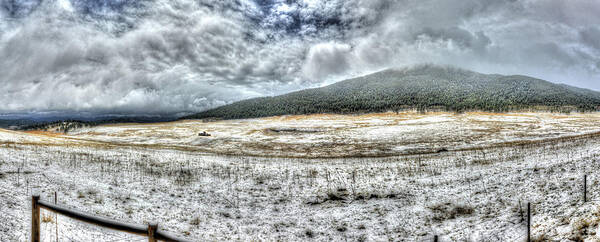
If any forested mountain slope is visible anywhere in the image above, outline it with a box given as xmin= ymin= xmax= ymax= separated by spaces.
xmin=185 ymin=65 xmax=600 ymax=119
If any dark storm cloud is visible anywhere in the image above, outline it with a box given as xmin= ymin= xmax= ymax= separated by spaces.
xmin=0 ymin=0 xmax=599 ymax=116
xmin=580 ymin=27 xmax=600 ymax=51
xmin=0 ymin=0 xmax=41 ymax=17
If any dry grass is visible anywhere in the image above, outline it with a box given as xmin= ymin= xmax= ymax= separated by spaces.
xmin=41 ymin=212 xmax=54 ymax=223
xmin=23 ymin=130 xmax=64 ymax=137
xmin=428 ymin=201 xmax=475 ymax=222
xmin=6 ymin=111 xmax=600 ymax=159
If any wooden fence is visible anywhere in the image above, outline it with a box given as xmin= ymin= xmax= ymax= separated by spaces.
xmin=30 ymin=174 xmax=592 ymax=241
xmin=31 ymin=195 xmax=191 ymax=242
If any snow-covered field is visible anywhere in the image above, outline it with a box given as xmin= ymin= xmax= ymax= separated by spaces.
xmin=45 ymin=111 xmax=600 ymax=158
xmin=2 ymin=112 xmax=600 ymax=241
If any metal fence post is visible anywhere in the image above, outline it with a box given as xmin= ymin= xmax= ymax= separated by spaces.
xmin=527 ymin=202 xmax=531 ymax=242
xmin=584 ymin=174 xmax=587 ymax=203
xmin=31 ymin=195 xmax=40 ymax=242
xmin=55 ymin=191 xmax=59 ymax=242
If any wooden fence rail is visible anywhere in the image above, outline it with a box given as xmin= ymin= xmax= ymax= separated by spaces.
xmin=31 ymin=195 xmax=192 ymax=242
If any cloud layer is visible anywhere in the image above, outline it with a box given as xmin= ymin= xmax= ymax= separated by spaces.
xmin=1 ymin=0 xmax=599 ymax=117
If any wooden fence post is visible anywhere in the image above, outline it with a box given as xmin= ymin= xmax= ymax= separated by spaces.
xmin=148 ymin=223 xmax=158 ymax=242
xmin=584 ymin=174 xmax=587 ymax=203
xmin=31 ymin=195 xmax=40 ymax=242
xmin=527 ymin=202 xmax=531 ymax=242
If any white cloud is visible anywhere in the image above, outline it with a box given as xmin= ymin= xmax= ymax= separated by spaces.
xmin=0 ymin=0 xmax=599 ymax=117
xmin=57 ymin=0 xmax=74 ymax=12
xmin=302 ymin=42 xmax=352 ymax=80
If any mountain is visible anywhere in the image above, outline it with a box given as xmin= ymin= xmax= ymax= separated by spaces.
xmin=2 ymin=116 xmax=176 ymax=131
xmin=184 ymin=65 xmax=600 ymax=120
xmin=0 ymin=119 xmax=41 ymax=130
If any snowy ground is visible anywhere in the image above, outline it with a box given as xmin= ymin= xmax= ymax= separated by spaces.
xmin=1 ymin=112 xmax=600 ymax=241
xmin=58 ymin=111 xmax=600 ymax=158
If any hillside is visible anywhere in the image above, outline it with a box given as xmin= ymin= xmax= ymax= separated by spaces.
xmin=184 ymin=65 xmax=600 ymax=120
xmin=2 ymin=116 xmax=176 ymax=131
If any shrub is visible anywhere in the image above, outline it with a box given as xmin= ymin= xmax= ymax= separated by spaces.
xmin=428 ymin=202 xmax=474 ymax=222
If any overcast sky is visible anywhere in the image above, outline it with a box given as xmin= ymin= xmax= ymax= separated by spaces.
xmin=1 ymin=0 xmax=599 ymax=117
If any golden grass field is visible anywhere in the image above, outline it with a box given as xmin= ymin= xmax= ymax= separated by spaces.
xmin=3 ymin=111 xmax=600 ymax=158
